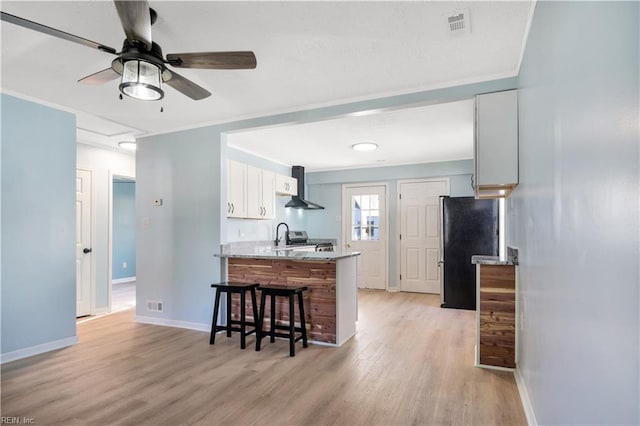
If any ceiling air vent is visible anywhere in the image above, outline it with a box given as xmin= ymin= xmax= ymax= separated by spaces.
xmin=446 ymin=9 xmax=471 ymax=35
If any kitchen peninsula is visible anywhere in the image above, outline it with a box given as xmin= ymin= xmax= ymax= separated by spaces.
xmin=215 ymin=242 xmax=361 ymax=346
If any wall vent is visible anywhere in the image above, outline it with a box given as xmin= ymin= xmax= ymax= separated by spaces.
xmin=147 ymin=300 xmax=163 ymax=312
xmin=446 ymin=9 xmax=471 ymax=35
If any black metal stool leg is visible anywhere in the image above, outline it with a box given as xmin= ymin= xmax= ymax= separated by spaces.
xmin=210 ymin=289 xmax=222 ymax=344
xmin=270 ymin=294 xmax=276 ymax=343
xmin=250 ymin=288 xmax=259 ymax=331
xmin=226 ymin=291 xmax=232 ymax=337
xmin=240 ymin=290 xmax=247 ymax=349
xmin=289 ymin=293 xmax=295 ymax=357
xmin=297 ymin=291 xmax=308 ymax=348
xmin=256 ymin=290 xmax=266 ymax=351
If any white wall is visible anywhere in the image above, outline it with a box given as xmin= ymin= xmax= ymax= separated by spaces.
xmin=509 ymin=2 xmax=639 ymax=424
xmin=76 ymin=144 xmax=135 ymax=312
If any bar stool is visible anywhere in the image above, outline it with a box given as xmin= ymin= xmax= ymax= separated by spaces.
xmin=210 ymin=282 xmax=259 ymax=349
xmin=255 ymin=285 xmax=308 ymax=357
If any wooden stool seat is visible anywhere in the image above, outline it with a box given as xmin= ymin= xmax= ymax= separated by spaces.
xmin=255 ymin=285 xmax=308 ymax=357
xmin=210 ymin=281 xmax=259 ymax=349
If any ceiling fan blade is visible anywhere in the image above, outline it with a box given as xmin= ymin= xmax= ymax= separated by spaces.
xmin=166 ymin=51 xmax=257 ymax=70
xmin=0 ymin=11 xmax=116 ymax=54
xmin=164 ymin=71 xmax=211 ymax=101
xmin=113 ymin=0 xmax=152 ymax=50
xmin=78 ymin=67 xmax=121 ymax=85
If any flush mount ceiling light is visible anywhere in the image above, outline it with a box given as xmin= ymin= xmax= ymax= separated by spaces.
xmin=352 ymin=142 xmax=379 ymax=151
xmin=119 ymin=59 xmax=164 ymax=101
xmin=118 ymin=141 xmax=137 ymax=151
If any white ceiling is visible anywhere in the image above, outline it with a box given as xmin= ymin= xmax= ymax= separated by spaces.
xmin=228 ymin=98 xmax=475 ymax=171
xmin=1 ymin=1 xmax=534 ymax=163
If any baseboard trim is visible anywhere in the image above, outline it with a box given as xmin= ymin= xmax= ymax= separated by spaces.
xmin=93 ymin=307 xmax=109 ymax=315
xmin=135 ymin=315 xmax=210 ymax=332
xmin=112 ymin=277 xmax=136 ymax=284
xmin=1 ymin=336 xmax=78 ymax=364
xmin=515 ymin=367 xmax=538 ymax=426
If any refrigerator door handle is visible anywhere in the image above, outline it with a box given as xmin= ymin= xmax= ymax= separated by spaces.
xmin=439 ymin=195 xmax=446 ymax=306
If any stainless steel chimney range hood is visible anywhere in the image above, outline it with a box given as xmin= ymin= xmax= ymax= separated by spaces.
xmin=285 ymin=166 xmax=324 ymax=210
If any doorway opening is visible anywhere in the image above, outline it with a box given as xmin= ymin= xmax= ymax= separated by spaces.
xmin=111 ymin=175 xmax=136 ymax=312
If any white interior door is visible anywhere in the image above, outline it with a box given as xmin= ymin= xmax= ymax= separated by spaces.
xmin=343 ymin=185 xmax=387 ymax=290
xmin=76 ymin=169 xmax=92 ymax=317
xmin=399 ymin=180 xmax=448 ymax=293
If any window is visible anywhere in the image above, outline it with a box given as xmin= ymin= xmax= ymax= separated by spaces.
xmin=351 ymin=194 xmax=380 ymax=241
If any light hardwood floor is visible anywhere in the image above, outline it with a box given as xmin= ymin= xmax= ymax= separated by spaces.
xmin=2 ymin=290 xmax=526 ymax=425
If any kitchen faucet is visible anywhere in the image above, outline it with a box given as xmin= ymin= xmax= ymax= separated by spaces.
xmin=275 ymin=222 xmax=290 ymax=246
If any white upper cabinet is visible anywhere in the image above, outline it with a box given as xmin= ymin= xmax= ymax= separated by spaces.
xmin=261 ymin=170 xmax=275 ymax=219
xmin=246 ymin=165 xmax=275 ymax=219
xmin=275 ymin=174 xmax=298 ymax=196
xmin=227 ymin=160 xmax=275 ymax=220
xmin=227 ymin=160 xmax=247 ymax=218
xmin=474 ymin=89 xmax=519 ymax=199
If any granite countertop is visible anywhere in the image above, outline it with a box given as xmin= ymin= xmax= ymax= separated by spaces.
xmin=471 ymin=247 xmax=519 ymax=266
xmin=215 ymin=241 xmax=360 ymax=260
xmin=471 ymin=255 xmax=516 ymax=266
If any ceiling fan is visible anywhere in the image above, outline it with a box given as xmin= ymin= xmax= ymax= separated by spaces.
xmin=0 ymin=1 xmax=257 ymax=101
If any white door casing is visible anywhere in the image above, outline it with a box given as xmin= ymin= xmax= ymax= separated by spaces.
xmin=398 ymin=179 xmax=449 ymax=294
xmin=76 ymin=169 xmax=93 ymax=317
xmin=342 ymin=184 xmax=388 ymax=290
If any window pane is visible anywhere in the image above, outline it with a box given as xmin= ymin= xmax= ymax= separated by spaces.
xmin=370 ymin=195 xmax=379 ymax=210
xmin=352 ymin=226 xmax=361 ymax=241
xmin=353 ymin=195 xmax=361 ymax=211
xmin=361 ymin=195 xmax=370 ymax=210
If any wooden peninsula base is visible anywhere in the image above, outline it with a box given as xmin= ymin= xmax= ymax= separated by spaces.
xmin=222 ymin=254 xmax=358 ymax=346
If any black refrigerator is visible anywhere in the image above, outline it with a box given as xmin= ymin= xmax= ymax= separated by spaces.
xmin=440 ymin=196 xmax=499 ymax=310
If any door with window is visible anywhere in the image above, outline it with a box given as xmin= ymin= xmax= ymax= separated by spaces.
xmin=343 ymin=185 xmax=387 ymax=290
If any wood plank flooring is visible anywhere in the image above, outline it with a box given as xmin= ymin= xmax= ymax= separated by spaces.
xmin=2 ymin=290 xmax=526 ymax=426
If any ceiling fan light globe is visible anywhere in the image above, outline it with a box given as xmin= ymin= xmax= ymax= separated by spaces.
xmin=119 ymin=59 xmax=164 ymax=101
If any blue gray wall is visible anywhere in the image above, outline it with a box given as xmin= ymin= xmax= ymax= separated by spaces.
xmin=306 ymin=160 xmax=474 ymax=289
xmin=136 ymin=127 xmax=222 ymax=326
xmin=508 ymin=2 xmax=639 ymax=424
xmin=112 ymin=181 xmax=136 ymax=279
xmin=1 ymin=94 xmax=77 ymax=356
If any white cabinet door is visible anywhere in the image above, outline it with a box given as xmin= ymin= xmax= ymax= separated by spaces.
xmin=246 ymin=165 xmax=276 ymax=220
xmin=261 ymin=170 xmax=276 ymax=219
xmin=227 ymin=160 xmax=247 ymax=218
xmin=275 ymin=174 xmax=298 ymax=196
xmin=474 ymin=89 xmax=518 ymax=198
xmin=246 ymin=165 xmax=263 ymax=219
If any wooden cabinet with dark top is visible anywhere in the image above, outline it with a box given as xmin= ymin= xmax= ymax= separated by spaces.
xmin=476 ymin=264 xmax=516 ymax=369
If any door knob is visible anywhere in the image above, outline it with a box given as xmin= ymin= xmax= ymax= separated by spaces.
xmin=83 ymin=248 xmax=92 ymax=254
